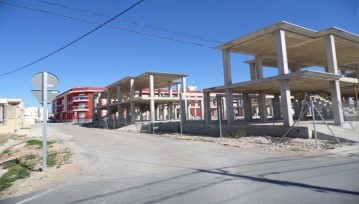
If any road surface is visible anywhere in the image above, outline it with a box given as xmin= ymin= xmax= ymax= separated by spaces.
xmin=4 ymin=123 xmax=359 ymax=203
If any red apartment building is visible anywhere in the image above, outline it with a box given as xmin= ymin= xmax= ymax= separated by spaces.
xmin=52 ymin=87 xmax=106 ymax=123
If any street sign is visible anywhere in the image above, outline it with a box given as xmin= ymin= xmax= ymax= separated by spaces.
xmin=31 ymin=90 xmax=60 ymax=104
xmin=31 ymin=72 xmax=59 ymax=171
xmin=31 ymin=72 xmax=59 ymax=89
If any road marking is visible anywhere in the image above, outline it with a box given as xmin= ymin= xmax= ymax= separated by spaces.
xmin=16 ymin=186 xmax=60 ymax=204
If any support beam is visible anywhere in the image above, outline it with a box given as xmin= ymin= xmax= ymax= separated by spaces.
xmin=326 ymin=34 xmax=344 ymax=126
xmin=225 ymin=89 xmax=234 ymax=124
xmin=130 ymin=78 xmax=136 ymax=123
xmin=149 ymin=75 xmax=155 ymax=122
xmin=255 ymin=56 xmax=263 ymax=79
xmin=249 ymin=63 xmax=256 ymax=80
xmin=116 ymin=85 xmax=122 ymax=124
xmin=223 ymin=50 xmax=232 ymax=84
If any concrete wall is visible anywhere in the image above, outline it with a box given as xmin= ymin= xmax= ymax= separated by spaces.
xmin=146 ymin=121 xmax=310 ymax=139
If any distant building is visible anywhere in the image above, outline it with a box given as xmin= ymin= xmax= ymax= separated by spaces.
xmin=24 ymin=107 xmax=43 ymax=124
xmin=0 ymin=98 xmax=25 ymax=133
xmin=52 ymin=87 xmax=106 ymax=123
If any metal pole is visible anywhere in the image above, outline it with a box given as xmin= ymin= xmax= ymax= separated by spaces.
xmin=311 ymin=99 xmax=318 ymax=149
xmin=313 ymin=105 xmax=341 ymax=145
xmin=218 ymin=105 xmax=222 ymax=141
xmin=42 ymin=72 xmax=48 ymax=171
xmin=180 ymin=94 xmax=183 ymax=135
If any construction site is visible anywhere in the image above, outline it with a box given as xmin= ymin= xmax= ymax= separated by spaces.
xmin=92 ymin=22 xmax=359 ymax=143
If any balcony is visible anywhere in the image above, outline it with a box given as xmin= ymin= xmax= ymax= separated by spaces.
xmin=73 ymin=96 xmax=89 ymax=102
xmin=73 ymin=105 xmax=89 ymax=111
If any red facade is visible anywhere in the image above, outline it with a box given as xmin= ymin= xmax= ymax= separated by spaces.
xmin=52 ymin=87 xmax=105 ymax=123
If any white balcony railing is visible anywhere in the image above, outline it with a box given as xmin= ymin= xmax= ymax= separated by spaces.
xmin=73 ymin=106 xmax=89 ymax=111
xmin=73 ymin=96 xmax=89 ymax=102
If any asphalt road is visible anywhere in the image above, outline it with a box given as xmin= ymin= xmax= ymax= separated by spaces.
xmin=4 ymin=123 xmax=359 ymax=204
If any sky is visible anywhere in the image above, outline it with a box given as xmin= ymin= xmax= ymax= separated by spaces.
xmin=0 ymin=0 xmax=358 ymax=108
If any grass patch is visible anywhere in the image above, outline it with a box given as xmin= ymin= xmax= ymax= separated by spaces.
xmin=0 ymin=165 xmax=30 ymax=191
xmin=26 ymin=139 xmax=56 ymax=147
xmin=225 ymin=129 xmax=247 ymax=139
xmin=63 ymin=148 xmax=71 ymax=164
xmin=321 ymin=140 xmax=336 ymax=150
xmin=24 ymin=154 xmax=36 ymax=160
xmin=1 ymin=149 xmax=10 ymax=155
xmin=47 ymin=152 xmax=58 ymax=167
xmin=2 ymin=159 xmax=20 ymax=169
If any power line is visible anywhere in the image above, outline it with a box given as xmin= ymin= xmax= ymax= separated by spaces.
xmin=34 ymin=0 xmax=224 ymax=44
xmin=0 ymin=1 xmax=217 ymax=51
xmin=0 ymin=0 xmax=144 ymax=77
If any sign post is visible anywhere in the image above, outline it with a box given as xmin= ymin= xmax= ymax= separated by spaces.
xmin=31 ymin=72 xmax=59 ymax=171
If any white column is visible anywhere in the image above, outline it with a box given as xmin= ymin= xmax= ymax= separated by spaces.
xmin=149 ymin=75 xmax=155 ymax=122
xmin=169 ymin=85 xmax=173 ymax=98
xmin=326 ymin=34 xmax=344 ymax=126
xmin=223 ymin=50 xmax=234 ymax=124
xmin=107 ymin=89 xmax=111 ymax=120
xmin=275 ymin=30 xmax=293 ymax=126
xmin=200 ymin=97 xmax=205 ymax=120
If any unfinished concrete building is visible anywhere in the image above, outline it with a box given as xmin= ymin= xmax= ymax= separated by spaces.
xmin=93 ymin=72 xmax=193 ymax=128
xmin=204 ymin=21 xmax=359 ymax=129
xmin=0 ymin=98 xmax=25 ymax=134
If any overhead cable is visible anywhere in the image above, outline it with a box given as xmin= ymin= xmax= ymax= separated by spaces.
xmin=0 ymin=0 xmax=144 ymax=77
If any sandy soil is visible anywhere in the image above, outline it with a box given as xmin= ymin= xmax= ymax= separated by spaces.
xmin=0 ymin=127 xmax=84 ymax=200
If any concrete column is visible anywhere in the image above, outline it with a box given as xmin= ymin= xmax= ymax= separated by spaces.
xmin=164 ymin=105 xmax=168 ymax=120
xmin=243 ymin=93 xmax=252 ymax=122
xmin=200 ymin=98 xmax=205 ymax=120
xmin=223 ymin=50 xmax=232 ymax=84
xmin=223 ymin=50 xmax=234 ymax=124
xmin=180 ymin=93 xmax=186 ymax=122
xmin=249 ymin=63 xmax=256 ymax=80
xmin=116 ymin=85 xmax=122 ymax=123
xmin=258 ymin=92 xmax=267 ymax=121
xmin=280 ymin=80 xmax=293 ymax=126
xmin=216 ymin=96 xmax=223 ymax=121
xmin=204 ymin=92 xmax=211 ymax=124
xmin=225 ymin=89 xmax=234 ymax=124
xmin=276 ymin=29 xmax=292 ymax=126
xmin=107 ymin=89 xmax=111 ymax=120
xmin=255 ymin=56 xmax=263 ymax=79
xmin=130 ymin=78 xmax=136 ymax=123
xmin=149 ymin=75 xmax=155 ymax=122
xmin=156 ymin=105 xmax=160 ymax=120
xmin=177 ymin=84 xmax=181 ymax=99
xmin=272 ymin=94 xmax=281 ymax=120
xmin=275 ymin=30 xmax=289 ymax=75
xmin=181 ymin=77 xmax=188 ymax=120
xmin=169 ymin=102 xmax=173 ymax=120
xmin=326 ymin=34 xmax=344 ymax=126
xmin=169 ymin=85 xmax=173 ymax=98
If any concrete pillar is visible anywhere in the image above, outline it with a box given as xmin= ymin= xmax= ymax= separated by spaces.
xmin=275 ymin=30 xmax=289 ymax=75
xmin=180 ymin=93 xmax=186 ymax=122
xmin=149 ymin=75 xmax=155 ymax=122
xmin=326 ymin=34 xmax=344 ymax=126
xmin=204 ymin=92 xmax=211 ymax=124
xmin=243 ymin=93 xmax=252 ymax=122
xmin=169 ymin=102 xmax=173 ymax=120
xmin=222 ymin=50 xmax=234 ymax=124
xmin=130 ymin=78 xmax=136 ymax=123
xmin=255 ymin=56 xmax=263 ymax=79
xmin=156 ymin=105 xmax=160 ymax=120
xmin=181 ymin=77 xmax=188 ymax=120
xmin=258 ymin=92 xmax=267 ymax=121
xmin=276 ymin=30 xmax=292 ymax=126
xmin=116 ymin=85 xmax=122 ymax=123
xmin=177 ymin=84 xmax=181 ymax=99
xmin=280 ymin=80 xmax=293 ymax=126
xmin=249 ymin=63 xmax=256 ymax=80
xmin=169 ymin=85 xmax=173 ymax=98
xmin=200 ymin=98 xmax=205 ymax=120
xmin=107 ymin=89 xmax=111 ymax=121
xmin=272 ymin=94 xmax=281 ymax=120
xmin=216 ymin=96 xmax=223 ymax=121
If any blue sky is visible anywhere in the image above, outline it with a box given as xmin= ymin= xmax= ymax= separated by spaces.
xmin=0 ymin=0 xmax=358 ymax=107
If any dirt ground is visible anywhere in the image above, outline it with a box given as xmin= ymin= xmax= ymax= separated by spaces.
xmin=0 ymin=127 xmax=356 ymax=200
xmin=0 ymin=128 xmax=84 ymax=200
